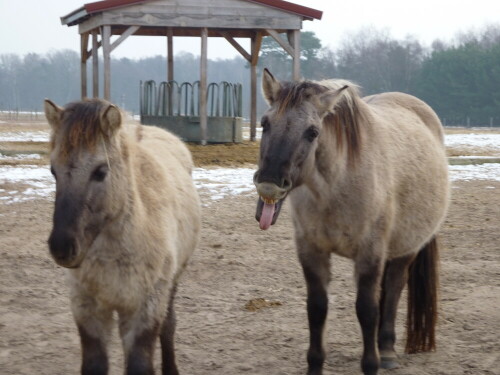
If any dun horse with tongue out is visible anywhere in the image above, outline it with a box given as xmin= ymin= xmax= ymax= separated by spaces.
xmin=254 ymin=69 xmax=449 ymax=375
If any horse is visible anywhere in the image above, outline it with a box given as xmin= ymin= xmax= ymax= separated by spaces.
xmin=44 ymin=98 xmax=201 ymax=375
xmin=254 ymin=69 xmax=449 ymax=375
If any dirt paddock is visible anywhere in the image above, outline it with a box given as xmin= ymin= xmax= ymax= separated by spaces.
xmin=0 ymin=121 xmax=499 ymax=374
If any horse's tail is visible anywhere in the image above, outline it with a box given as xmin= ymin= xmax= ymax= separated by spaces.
xmin=405 ymin=236 xmax=440 ymax=354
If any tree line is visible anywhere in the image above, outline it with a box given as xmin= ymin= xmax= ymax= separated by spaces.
xmin=1 ymin=24 xmax=499 ymax=126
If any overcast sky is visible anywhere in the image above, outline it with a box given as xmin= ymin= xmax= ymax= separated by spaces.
xmin=1 ymin=0 xmax=499 ymax=60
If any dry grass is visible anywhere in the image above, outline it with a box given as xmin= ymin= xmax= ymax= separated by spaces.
xmin=187 ymin=141 xmax=259 ymax=167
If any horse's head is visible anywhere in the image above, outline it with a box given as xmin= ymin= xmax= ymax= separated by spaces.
xmin=254 ymin=69 xmax=352 ymax=230
xmin=44 ymin=98 xmax=122 ymax=268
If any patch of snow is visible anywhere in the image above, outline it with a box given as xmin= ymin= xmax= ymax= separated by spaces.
xmin=193 ymin=167 xmax=256 ymax=205
xmin=0 ymin=153 xmax=41 ymax=160
xmin=449 ymin=164 xmax=500 ymax=182
xmin=0 ymin=131 xmax=50 ymax=142
xmin=445 ymin=133 xmax=500 ymax=152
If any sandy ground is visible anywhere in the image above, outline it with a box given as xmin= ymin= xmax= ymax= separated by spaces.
xmin=0 ymin=121 xmax=499 ymax=374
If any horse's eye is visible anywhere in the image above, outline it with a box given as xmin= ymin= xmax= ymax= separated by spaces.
xmin=50 ymin=166 xmax=57 ymax=180
xmin=91 ymin=165 xmax=108 ymax=182
xmin=261 ymin=117 xmax=270 ymax=133
xmin=304 ymin=126 xmax=319 ymax=142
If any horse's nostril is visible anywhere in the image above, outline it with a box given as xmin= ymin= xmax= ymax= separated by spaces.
xmin=281 ymin=178 xmax=292 ymax=190
xmin=253 ymin=171 xmax=260 ymax=185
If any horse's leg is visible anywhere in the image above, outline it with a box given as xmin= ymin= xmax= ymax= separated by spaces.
xmin=120 ymin=308 xmax=162 ymax=375
xmin=297 ymin=239 xmax=331 ymax=375
xmin=72 ymin=295 xmax=113 ymax=375
xmin=355 ymin=254 xmax=385 ymax=375
xmin=160 ymin=287 xmax=179 ymax=375
xmin=378 ymin=254 xmax=414 ymax=369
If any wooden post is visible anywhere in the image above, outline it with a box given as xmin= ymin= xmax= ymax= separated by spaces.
xmin=289 ymin=30 xmax=301 ymax=81
xmin=250 ymin=64 xmax=257 ymax=142
xmin=80 ymin=33 xmax=89 ymax=99
xmin=102 ymin=25 xmax=111 ymax=100
xmin=92 ymin=30 xmax=99 ymax=98
xmin=200 ymin=27 xmax=208 ymax=145
xmin=167 ymin=27 xmax=174 ymax=115
xmin=167 ymin=27 xmax=174 ymax=82
xmin=250 ymin=32 xmax=262 ymax=142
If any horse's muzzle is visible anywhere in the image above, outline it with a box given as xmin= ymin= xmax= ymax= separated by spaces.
xmin=255 ymin=182 xmax=289 ymax=201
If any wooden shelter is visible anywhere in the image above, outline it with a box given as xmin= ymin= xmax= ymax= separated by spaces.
xmin=61 ymin=0 xmax=322 ymax=143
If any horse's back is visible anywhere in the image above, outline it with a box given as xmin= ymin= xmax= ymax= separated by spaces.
xmin=364 ymin=92 xmax=444 ymax=144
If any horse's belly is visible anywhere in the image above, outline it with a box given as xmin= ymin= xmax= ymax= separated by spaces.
xmin=295 ymin=219 xmax=357 ymax=259
xmin=389 ymin=163 xmax=449 ymax=258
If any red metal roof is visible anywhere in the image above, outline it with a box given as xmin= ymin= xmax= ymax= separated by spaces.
xmin=82 ymin=0 xmax=322 ymax=20
xmin=245 ymin=0 xmax=322 ymax=20
xmin=84 ymin=0 xmax=146 ymax=13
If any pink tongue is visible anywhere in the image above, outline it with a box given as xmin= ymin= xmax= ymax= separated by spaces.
xmin=259 ymin=202 xmax=275 ymax=230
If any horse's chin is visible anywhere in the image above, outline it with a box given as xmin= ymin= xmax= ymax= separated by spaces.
xmin=255 ymin=197 xmax=285 ymax=230
xmin=64 ymin=263 xmax=81 ymax=269
xmin=53 ymin=249 xmax=85 ymax=268
xmin=53 ymin=257 xmax=82 ymax=269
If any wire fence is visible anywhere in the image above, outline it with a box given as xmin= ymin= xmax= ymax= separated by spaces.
xmin=441 ymin=117 xmax=500 ymax=128
xmin=0 ymin=111 xmax=44 ymax=121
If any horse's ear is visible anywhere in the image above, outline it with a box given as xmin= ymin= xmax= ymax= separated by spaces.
xmin=44 ymin=99 xmax=63 ymax=130
xmin=262 ymin=68 xmax=281 ymax=105
xmin=316 ymin=85 xmax=349 ymax=116
xmin=100 ymin=104 xmax=122 ymax=137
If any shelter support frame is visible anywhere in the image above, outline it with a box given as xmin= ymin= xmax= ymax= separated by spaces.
xmin=78 ymin=26 xmax=301 ymax=143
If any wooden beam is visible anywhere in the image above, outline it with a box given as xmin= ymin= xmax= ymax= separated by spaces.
xmin=92 ymin=25 xmax=270 ymax=39
xmin=92 ymin=30 xmax=99 ymax=98
xmin=102 ymin=25 xmax=111 ymax=100
xmin=110 ymin=25 xmax=140 ymax=52
xmin=218 ymin=31 xmax=251 ymax=62
xmin=200 ymin=27 xmax=208 ymax=145
xmin=288 ymin=30 xmax=301 ymax=81
xmin=87 ymin=40 xmax=102 ymax=58
xmin=266 ymin=29 xmax=294 ymax=56
xmin=78 ymin=13 xmax=302 ymax=35
xmin=80 ymin=33 xmax=89 ymax=99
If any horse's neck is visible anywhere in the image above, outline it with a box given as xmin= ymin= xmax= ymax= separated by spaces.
xmin=316 ymin=128 xmax=349 ymax=174
xmin=109 ymin=133 xmax=147 ymax=228
xmin=306 ymin=120 xmax=371 ymax=200
xmin=301 ymin=145 xmax=344 ymax=201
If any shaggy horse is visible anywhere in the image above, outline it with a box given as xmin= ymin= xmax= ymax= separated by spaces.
xmin=44 ymin=98 xmax=201 ymax=375
xmin=254 ymin=69 xmax=449 ymax=375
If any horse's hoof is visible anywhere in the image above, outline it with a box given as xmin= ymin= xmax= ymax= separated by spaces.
xmin=380 ymin=356 xmax=399 ymax=369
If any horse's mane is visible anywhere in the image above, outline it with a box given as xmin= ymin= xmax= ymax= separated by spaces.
xmin=52 ymin=99 xmax=114 ymax=159
xmin=276 ymin=79 xmax=365 ymax=163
